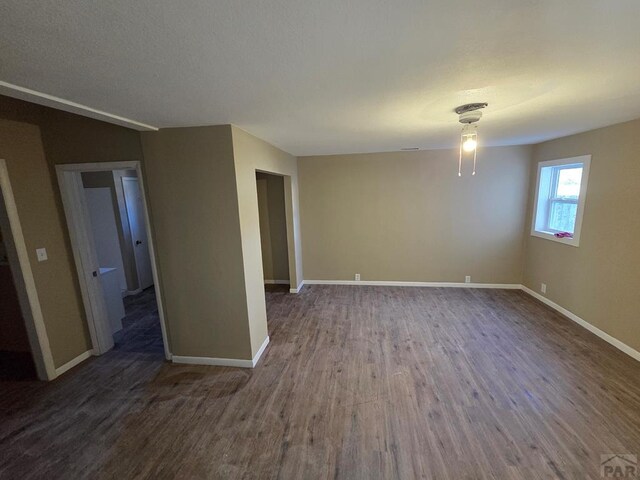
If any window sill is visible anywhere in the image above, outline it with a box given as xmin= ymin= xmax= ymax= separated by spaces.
xmin=530 ymin=230 xmax=580 ymax=247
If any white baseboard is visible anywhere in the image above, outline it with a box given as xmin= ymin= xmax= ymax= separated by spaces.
xmin=520 ymin=286 xmax=640 ymax=363
xmin=55 ymin=349 xmax=93 ymax=377
xmin=123 ymin=288 xmax=142 ymax=297
xmin=290 ymin=281 xmax=304 ymax=294
xmin=264 ymin=279 xmax=290 ymax=285
xmin=251 ymin=336 xmax=270 ymax=367
xmin=172 ymin=336 xmax=270 ymax=369
xmin=303 ymin=279 xmax=521 ymax=289
xmin=172 ymin=355 xmax=253 ymax=368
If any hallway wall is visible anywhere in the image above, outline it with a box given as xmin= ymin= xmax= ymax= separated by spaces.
xmin=0 ymin=95 xmax=145 ymax=368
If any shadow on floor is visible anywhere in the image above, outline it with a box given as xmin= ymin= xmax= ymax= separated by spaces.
xmin=0 ymin=351 xmax=37 ymax=381
xmin=264 ymin=283 xmax=289 ymax=294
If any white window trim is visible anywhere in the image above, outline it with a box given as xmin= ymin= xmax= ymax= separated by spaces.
xmin=530 ymin=155 xmax=591 ymax=247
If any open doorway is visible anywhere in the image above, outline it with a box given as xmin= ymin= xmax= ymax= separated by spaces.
xmin=256 ymin=172 xmax=290 ymax=296
xmin=0 ymin=159 xmax=55 ymax=380
xmin=57 ymin=162 xmax=169 ymax=360
xmin=0 ymin=196 xmax=36 ymax=380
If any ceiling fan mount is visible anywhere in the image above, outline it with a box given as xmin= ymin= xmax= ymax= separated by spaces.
xmin=455 ymin=103 xmax=488 ymax=124
xmin=454 ymin=103 xmax=488 ymax=115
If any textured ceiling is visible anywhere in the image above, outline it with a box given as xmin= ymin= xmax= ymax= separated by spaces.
xmin=1 ymin=1 xmax=640 ymax=155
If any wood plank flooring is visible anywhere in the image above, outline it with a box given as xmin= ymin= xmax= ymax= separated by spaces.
xmin=113 ymin=287 xmax=165 ymax=354
xmin=1 ymin=286 xmax=639 ymax=479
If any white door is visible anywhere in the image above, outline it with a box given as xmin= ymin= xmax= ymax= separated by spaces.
xmin=122 ymin=178 xmax=154 ymax=290
xmin=57 ymin=169 xmax=114 ymax=355
xmin=85 ymin=188 xmax=127 ymax=292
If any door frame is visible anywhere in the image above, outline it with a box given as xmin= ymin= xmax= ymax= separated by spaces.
xmin=56 ymin=161 xmax=171 ymax=360
xmin=255 ymin=169 xmax=301 ymax=292
xmin=121 ymin=176 xmax=153 ymax=291
xmin=0 ymin=159 xmax=56 ymax=380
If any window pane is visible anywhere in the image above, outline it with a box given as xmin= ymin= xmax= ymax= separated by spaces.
xmin=555 ymin=167 xmax=582 ymax=198
xmin=549 ymin=201 xmax=577 ymax=233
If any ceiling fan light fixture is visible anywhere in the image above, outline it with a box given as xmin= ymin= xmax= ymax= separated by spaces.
xmin=455 ymin=103 xmax=487 ymax=176
xmin=462 ymin=137 xmax=477 ymax=152
xmin=461 ymin=125 xmax=478 ymax=153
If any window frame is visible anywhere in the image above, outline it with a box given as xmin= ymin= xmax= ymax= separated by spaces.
xmin=530 ymin=155 xmax=591 ymax=247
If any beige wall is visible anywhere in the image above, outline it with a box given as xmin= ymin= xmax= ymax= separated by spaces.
xmin=0 ymin=95 xmax=301 ymax=366
xmin=256 ymin=173 xmax=290 ymax=282
xmin=298 ymin=146 xmax=531 ymax=284
xmin=141 ymin=125 xmax=254 ymax=359
xmin=231 ymin=126 xmax=301 ymax=356
xmin=523 ymin=119 xmax=640 ymax=352
xmin=0 ymin=119 xmax=91 ymax=366
xmin=140 ymin=125 xmax=301 ymax=361
xmin=0 ymin=95 xmax=146 ymax=368
xmin=3 ymin=92 xmax=637 ymax=367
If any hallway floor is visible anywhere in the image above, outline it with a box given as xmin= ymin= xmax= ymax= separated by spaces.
xmin=113 ymin=287 xmax=164 ymax=355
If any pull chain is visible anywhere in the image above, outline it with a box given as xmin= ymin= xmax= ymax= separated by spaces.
xmin=458 ymin=133 xmax=463 ymax=177
xmin=472 ymin=131 xmax=478 ymax=176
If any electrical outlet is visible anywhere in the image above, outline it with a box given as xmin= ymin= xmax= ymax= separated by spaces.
xmin=541 ymin=283 xmax=547 ymax=294
xmin=36 ymin=248 xmax=48 ymax=262
xmin=465 ymin=275 xmax=471 ymax=283
xmin=355 ymin=273 xmax=361 ymax=281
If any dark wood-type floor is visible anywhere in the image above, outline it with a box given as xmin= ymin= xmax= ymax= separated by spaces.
xmin=1 ymin=286 xmax=639 ymax=479
xmin=114 ymin=287 xmax=165 ymax=355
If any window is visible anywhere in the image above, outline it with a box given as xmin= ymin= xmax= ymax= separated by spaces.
xmin=531 ymin=155 xmax=591 ymax=246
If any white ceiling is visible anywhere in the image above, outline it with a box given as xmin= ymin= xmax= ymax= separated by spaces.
xmin=1 ymin=1 xmax=640 ymax=156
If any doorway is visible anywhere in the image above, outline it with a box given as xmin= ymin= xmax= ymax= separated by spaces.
xmin=121 ymin=177 xmax=154 ymax=291
xmin=57 ymin=162 xmax=169 ymax=360
xmin=0 ymin=159 xmax=55 ymax=380
xmin=0 ymin=195 xmax=36 ymax=380
xmin=256 ymin=172 xmax=290 ymax=295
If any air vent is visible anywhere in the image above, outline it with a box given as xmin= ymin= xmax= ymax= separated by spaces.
xmin=401 ymin=147 xmax=419 ymax=151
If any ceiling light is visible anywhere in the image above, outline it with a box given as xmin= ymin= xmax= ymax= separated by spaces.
xmin=462 ymin=135 xmax=477 ymax=152
xmin=455 ymin=103 xmax=488 ymax=176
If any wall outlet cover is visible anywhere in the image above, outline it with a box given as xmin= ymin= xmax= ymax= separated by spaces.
xmin=355 ymin=273 xmax=361 ymax=281
xmin=36 ymin=247 xmax=48 ymax=262
xmin=541 ymin=283 xmax=547 ymax=294
xmin=465 ymin=276 xmax=471 ymax=283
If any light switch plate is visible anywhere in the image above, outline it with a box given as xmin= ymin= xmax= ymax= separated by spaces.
xmin=36 ymin=248 xmax=48 ymax=262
